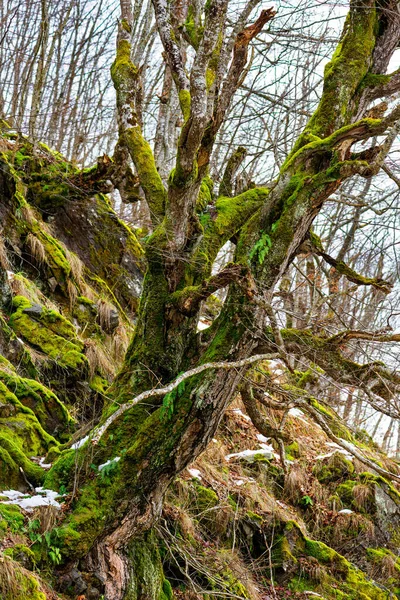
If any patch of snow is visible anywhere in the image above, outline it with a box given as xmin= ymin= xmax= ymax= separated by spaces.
xmin=232 ymin=408 xmax=251 ymax=421
xmin=197 ymin=319 xmax=211 ymax=331
xmin=1 ymin=490 xmax=27 ymax=500
xmin=98 ymin=456 xmax=121 ymax=471
xmin=315 ymin=449 xmax=353 ymax=461
xmin=225 ymin=447 xmax=273 ymax=462
xmin=1 ymin=488 xmax=63 ymax=511
xmin=71 ymin=435 xmax=89 ymax=450
xmin=338 ymin=509 xmax=353 ymax=515
xmin=288 ymin=408 xmax=304 ymax=417
xmin=188 ymin=468 xmax=202 ymax=481
xmin=256 ymin=433 xmax=269 ymax=443
xmin=39 ymin=457 xmax=52 ymax=469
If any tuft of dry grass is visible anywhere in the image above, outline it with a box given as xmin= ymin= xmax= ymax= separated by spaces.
xmin=0 ymin=235 xmax=9 ymax=270
xmin=97 ymin=298 xmax=116 ymax=332
xmin=283 ymin=464 xmax=307 ymax=503
xmin=25 ymin=233 xmax=47 ymax=265
xmin=352 ymin=484 xmax=373 ymax=511
xmin=0 ymin=553 xmax=45 ymax=600
xmin=333 ymin=512 xmax=375 ymax=544
xmin=110 ymin=323 xmax=131 ymax=363
xmin=65 ymin=248 xmax=84 ymax=281
xmin=19 ymin=204 xmax=36 ymax=225
xmin=84 ymin=339 xmax=115 ymax=380
xmin=66 ymin=279 xmax=78 ymax=308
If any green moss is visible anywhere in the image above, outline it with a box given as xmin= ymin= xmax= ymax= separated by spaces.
xmin=30 ymin=226 xmax=72 ymax=282
xmin=0 ymin=554 xmax=46 ymax=600
xmin=4 ymin=544 xmax=36 ymax=568
xmin=313 ymin=452 xmax=355 ymax=484
xmin=9 ymin=296 xmax=87 ymax=371
xmin=359 ymin=72 xmax=391 ymax=90
xmin=0 ymin=432 xmax=45 ymax=487
xmin=179 ymin=89 xmax=191 ymax=121
xmin=286 ymin=441 xmax=300 ymax=459
xmin=0 ymin=370 xmax=72 ymax=437
xmin=0 ymin=504 xmax=24 ymax=532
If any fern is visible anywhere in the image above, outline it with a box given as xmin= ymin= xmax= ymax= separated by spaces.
xmin=249 ymin=231 xmax=272 ymax=265
xmin=160 ymin=377 xmax=186 ymax=421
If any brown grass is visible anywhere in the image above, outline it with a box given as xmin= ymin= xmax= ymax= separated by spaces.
xmin=26 ymin=233 xmax=47 ymax=265
xmin=283 ymin=464 xmax=307 ymax=503
xmin=352 ymin=484 xmax=373 ymax=511
xmin=110 ymin=323 xmax=131 ymax=363
xmin=19 ymin=204 xmax=36 ymax=225
xmin=97 ymin=298 xmax=116 ymax=332
xmin=66 ymin=279 xmax=78 ymax=308
xmin=0 ymin=553 xmax=45 ymax=600
xmin=84 ymin=339 xmax=115 ymax=380
xmin=65 ymin=248 xmax=84 ymax=281
xmin=333 ymin=513 xmax=375 ymax=544
xmin=0 ymin=235 xmax=9 ymax=270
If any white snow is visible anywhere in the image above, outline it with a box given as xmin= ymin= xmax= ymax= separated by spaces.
xmin=225 ymin=447 xmax=274 ymax=462
xmin=256 ymin=433 xmax=269 ymax=443
xmin=71 ymin=435 xmax=89 ymax=450
xmin=1 ymin=490 xmax=26 ymax=500
xmin=197 ymin=319 xmax=211 ymax=331
xmin=315 ymin=449 xmax=353 ymax=461
xmin=187 ymin=468 xmax=202 ymax=481
xmin=232 ymin=408 xmax=251 ymax=421
xmin=98 ymin=456 xmax=121 ymax=471
xmin=338 ymin=509 xmax=353 ymax=515
xmin=0 ymin=487 xmax=63 ymax=511
xmin=39 ymin=457 xmax=52 ymax=469
xmin=234 ymin=479 xmax=245 ymax=486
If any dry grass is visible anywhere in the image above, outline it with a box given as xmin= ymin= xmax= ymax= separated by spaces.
xmin=0 ymin=553 xmax=45 ymax=600
xmin=84 ymin=339 xmax=115 ymax=380
xmin=19 ymin=204 xmax=36 ymax=225
xmin=26 ymin=233 xmax=47 ymax=265
xmin=352 ymin=484 xmax=373 ymax=511
xmin=80 ymin=282 xmax=98 ymax=302
xmin=332 ymin=512 xmax=375 ymax=545
xmin=97 ymin=298 xmax=116 ymax=332
xmin=32 ymin=506 xmax=58 ymax=534
xmin=110 ymin=323 xmax=131 ymax=363
xmin=66 ymin=279 xmax=78 ymax=308
xmin=0 ymin=235 xmax=9 ymax=270
xmin=65 ymin=248 xmax=84 ymax=281
xmin=283 ymin=465 xmax=307 ymax=503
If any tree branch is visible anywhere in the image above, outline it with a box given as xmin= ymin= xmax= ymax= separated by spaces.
xmin=111 ymin=11 xmax=166 ymax=222
xmin=87 ymin=352 xmax=279 ymax=444
xmin=308 ymin=232 xmax=393 ymax=294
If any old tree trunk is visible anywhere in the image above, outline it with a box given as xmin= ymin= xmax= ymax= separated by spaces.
xmin=2 ymin=0 xmax=400 ymax=599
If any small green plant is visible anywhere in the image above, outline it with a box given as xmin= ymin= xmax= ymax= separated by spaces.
xmin=249 ymin=231 xmax=272 ymax=264
xmin=160 ymin=378 xmax=186 ymax=420
xmin=299 ymin=495 xmax=314 ymax=508
xmin=99 ymin=459 xmax=120 ymax=482
xmin=26 ymin=521 xmax=62 ymax=565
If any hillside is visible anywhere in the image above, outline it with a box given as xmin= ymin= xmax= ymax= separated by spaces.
xmin=1 ymin=134 xmax=400 ymax=600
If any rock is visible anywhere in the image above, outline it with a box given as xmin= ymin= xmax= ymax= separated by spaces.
xmin=59 ymin=567 xmax=88 ymax=596
xmin=109 ymin=307 xmax=119 ymax=331
xmin=22 ymin=303 xmax=43 ymax=318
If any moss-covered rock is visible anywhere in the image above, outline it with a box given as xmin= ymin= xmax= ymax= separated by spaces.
xmin=9 ymin=296 xmax=88 ymax=372
xmin=313 ymin=451 xmax=355 ymax=484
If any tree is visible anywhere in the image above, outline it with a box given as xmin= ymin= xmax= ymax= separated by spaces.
xmin=1 ymin=0 xmax=400 ymax=598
